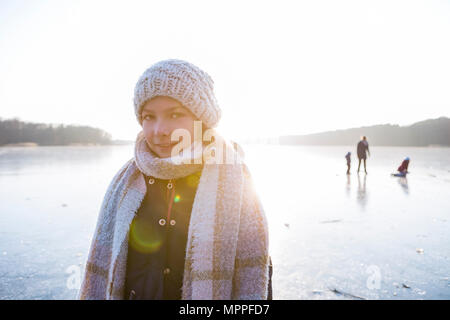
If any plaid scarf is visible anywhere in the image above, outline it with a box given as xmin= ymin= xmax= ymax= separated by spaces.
xmin=77 ymin=130 xmax=270 ymax=299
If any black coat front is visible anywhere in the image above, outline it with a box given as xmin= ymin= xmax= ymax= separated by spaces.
xmin=124 ymin=171 xmax=273 ymax=300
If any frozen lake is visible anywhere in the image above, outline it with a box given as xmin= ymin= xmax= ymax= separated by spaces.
xmin=0 ymin=144 xmax=449 ymax=299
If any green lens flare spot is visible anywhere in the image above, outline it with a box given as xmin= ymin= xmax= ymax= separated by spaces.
xmin=129 ymin=219 xmax=163 ymax=254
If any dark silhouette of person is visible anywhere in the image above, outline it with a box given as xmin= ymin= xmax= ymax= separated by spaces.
xmin=345 ymin=152 xmax=351 ymax=175
xmin=357 ymin=136 xmax=370 ymax=174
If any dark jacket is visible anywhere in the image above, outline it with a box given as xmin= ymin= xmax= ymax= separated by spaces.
xmin=345 ymin=153 xmax=351 ymax=164
xmin=357 ymin=140 xmax=369 ymax=159
xmin=125 ymin=171 xmax=273 ymax=300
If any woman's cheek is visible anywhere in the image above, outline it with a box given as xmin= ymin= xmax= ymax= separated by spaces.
xmin=142 ymin=122 xmax=151 ymax=135
xmin=142 ymin=122 xmax=156 ymax=143
xmin=179 ymin=118 xmax=197 ymax=135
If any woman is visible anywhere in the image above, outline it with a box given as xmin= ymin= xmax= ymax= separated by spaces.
xmin=77 ymin=59 xmax=272 ymax=300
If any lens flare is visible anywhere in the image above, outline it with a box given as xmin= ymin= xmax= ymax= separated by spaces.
xmin=128 ymin=218 xmax=163 ymax=254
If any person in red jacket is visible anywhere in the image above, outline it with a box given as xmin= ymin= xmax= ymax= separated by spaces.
xmin=393 ymin=157 xmax=410 ymax=177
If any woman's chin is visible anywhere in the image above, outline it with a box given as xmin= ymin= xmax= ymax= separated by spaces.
xmin=152 ymin=147 xmax=174 ymax=159
xmin=155 ymin=151 xmax=172 ymax=158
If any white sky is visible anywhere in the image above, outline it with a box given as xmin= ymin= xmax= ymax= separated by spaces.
xmin=1 ymin=0 xmax=449 ymax=141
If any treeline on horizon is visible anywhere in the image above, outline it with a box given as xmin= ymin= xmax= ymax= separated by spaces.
xmin=0 ymin=118 xmax=112 ymax=146
xmin=279 ymin=117 xmax=450 ymax=146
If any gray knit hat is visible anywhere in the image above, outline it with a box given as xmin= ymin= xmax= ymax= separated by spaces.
xmin=133 ymin=59 xmax=222 ymax=128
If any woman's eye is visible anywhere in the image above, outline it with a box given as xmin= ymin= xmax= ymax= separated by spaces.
xmin=171 ymin=113 xmax=184 ymax=119
xmin=143 ymin=115 xmax=155 ymax=121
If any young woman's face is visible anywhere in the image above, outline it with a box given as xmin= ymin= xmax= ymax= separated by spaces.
xmin=141 ymin=96 xmax=198 ymax=158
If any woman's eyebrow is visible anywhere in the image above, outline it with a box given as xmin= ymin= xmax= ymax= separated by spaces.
xmin=163 ymin=106 xmax=186 ymax=114
xmin=166 ymin=106 xmax=184 ymax=112
xmin=142 ymin=106 xmax=184 ymax=114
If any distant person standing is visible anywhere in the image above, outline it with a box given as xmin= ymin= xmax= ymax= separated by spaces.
xmin=345 ymin=152 xmax=351 ymax=175
xmin=357 ymin=136 xmax=370 ymax=174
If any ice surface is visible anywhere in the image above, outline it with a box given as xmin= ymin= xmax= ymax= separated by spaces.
xmin=0 ymin=144 xmax=449 ymax=299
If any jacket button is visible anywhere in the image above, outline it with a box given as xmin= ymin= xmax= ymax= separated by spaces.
xmin=148 ymin=178 xmax=155 ymax=184
xmin=163 ymin=267 xmax=171 ymax=275
xmin=170 ymin=219 xmax=176 ymax=226
xmin=159 ymin=218 xmax=166 ymax=226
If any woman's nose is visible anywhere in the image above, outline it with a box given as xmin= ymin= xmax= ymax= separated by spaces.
xmin=153 ymin=119 xmax=171 ymax=136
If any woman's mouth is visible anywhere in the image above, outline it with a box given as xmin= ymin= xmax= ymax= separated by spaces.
xmin=154 ymin=142 xmax=176 ymax=149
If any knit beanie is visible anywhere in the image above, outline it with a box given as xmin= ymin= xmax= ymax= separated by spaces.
xmin=133 ymin=59 xmax=222 ymax=128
